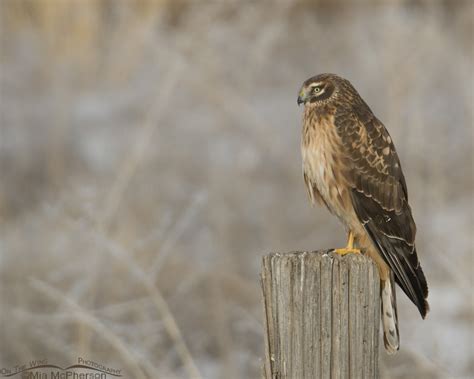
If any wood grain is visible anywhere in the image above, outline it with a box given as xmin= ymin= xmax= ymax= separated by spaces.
xmin=261 ymin=250 xmax=380 ymax=379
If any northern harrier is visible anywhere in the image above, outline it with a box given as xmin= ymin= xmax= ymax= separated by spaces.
xmin=297 ymin=73 xmax=429 ymax=353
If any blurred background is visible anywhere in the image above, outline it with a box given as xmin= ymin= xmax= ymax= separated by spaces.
xmin=0 ymin=0 xmax=472 ymax=378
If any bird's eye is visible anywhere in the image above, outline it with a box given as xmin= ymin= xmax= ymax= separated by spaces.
xmin=314 ymin=87 xmax=321 ymax=93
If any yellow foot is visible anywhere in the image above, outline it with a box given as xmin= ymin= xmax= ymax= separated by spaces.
xmin=333 ymin=231 xmax=361 ymax=255
xmin=333 ymin=247 xmax=362 ymax=256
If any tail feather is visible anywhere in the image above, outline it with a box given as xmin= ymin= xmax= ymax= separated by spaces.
xmin=362 ymin=219 xmax=429 ymax=319
xmin=381 ymin=274 xmax=399 ymax=354
xmin=350 ymin=189 xmax=430 ymax=319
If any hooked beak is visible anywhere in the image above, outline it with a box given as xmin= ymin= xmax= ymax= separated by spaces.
xmin=297 ymin=88 xmax=307 ymax=106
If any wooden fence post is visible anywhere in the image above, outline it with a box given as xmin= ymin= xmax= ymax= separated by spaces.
xmin=261 ymin=250 xmax=380 ymax=379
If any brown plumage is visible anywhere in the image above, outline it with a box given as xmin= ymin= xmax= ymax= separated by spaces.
xmin=297 ymin=73 xmax=429 ymax=354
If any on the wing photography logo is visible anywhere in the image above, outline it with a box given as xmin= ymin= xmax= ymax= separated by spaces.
xmin=0 ymin=357 xmax=122 ymax=378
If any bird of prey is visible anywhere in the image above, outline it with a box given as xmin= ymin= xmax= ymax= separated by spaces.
xmin=297 ymin=73 xmax=429 ymax=353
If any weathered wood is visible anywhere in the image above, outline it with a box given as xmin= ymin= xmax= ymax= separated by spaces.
xmin=261 ymin=250 xmax=380 ymax=379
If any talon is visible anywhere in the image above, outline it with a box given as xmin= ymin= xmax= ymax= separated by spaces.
xmin=334 ymin=247 xmax=362 ymax=255
xmin=333 ymin=231 xmax=361 ymax=255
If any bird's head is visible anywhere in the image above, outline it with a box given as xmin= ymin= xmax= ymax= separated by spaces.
xmin=297 ymin=73 xmax=340 ymax=107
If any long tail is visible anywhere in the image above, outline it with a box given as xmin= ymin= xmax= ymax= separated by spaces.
xmin=381 ymin=274 xmax=399 ymax=354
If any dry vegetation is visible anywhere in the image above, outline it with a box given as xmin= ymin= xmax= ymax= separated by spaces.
xmin=0 ymin=1 xmax=473 ymax=378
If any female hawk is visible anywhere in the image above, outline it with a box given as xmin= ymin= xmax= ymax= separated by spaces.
xmin=297 ymin=73 xmax=429 ymax=353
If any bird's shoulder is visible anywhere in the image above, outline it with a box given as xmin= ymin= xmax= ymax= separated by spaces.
xmin=333 ymin=102 xmax=409 ymax=211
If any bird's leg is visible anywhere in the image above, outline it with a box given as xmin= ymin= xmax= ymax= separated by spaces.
xmin=334 ymin=231 xmax=361 ymax=255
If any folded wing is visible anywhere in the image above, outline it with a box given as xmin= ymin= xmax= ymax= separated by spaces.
xmin=334 ymin=105 xmax=429 ymax=318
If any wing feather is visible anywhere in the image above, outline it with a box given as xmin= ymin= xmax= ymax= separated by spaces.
xmin=335 ymin=104 xmax=429 ymax=317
